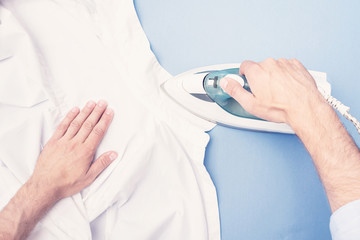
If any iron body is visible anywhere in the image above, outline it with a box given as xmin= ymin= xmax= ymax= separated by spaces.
xmin=162 ymin=63 xmax=331 ymax=134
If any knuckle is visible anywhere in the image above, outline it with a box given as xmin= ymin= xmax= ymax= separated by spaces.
xmin=264 ymin=57 xmax=276 ymax=64
xmin=83 ymin=121 xmax=94 ymax=130
xmin=57 ymin=123 xmax=68 ymax=131
xmin=101 ymin=156 xmax=111 ymax=167
xmin=70 ymin=121 xmax=81 ymax=129
xmin=83 ymin=144 xmax=95 ymax=154
xmin=69 ymin=140 xmax=80 ymax=149
xmin=290 ymin=58 xmax=302 ymax=66
xmin=93 ymin=126 xmax=105 ymax=136
xmin=91 ymin=109 xmax=102 ymax=118
xmin=278 ymin=57 xmax=287 ymax=63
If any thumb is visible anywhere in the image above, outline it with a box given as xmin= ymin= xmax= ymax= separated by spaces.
xmin=220 ymin=77 xmax=255 ymax=112
xmin=86 ymin=151 xmax=118 ymax=181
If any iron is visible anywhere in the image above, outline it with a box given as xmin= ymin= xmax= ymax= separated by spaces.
xmin=162 ymin=63 xmax=331 ymax=134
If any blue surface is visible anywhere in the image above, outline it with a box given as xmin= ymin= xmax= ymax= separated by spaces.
xmin=134 ymin=1 xmax=360 ymax=239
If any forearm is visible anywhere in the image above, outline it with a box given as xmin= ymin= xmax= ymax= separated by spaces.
xmin=231 ymin=58 xmax=360 ymax=212
xmin=0 ymin=176 xmax=58 ymax=240
xmin=291 ymin=94 xmax=360 ymax=212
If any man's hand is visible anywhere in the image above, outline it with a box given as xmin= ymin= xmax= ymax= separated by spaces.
xmin=220 ymin=58 xmax=327 ymax=126
xmin=0 ymin=100 xmax=117 ymax=240
xmin=32 ymin=100 xmax=117 ymax=199
xmin=220 ymin=58 xmax=360 ymax=212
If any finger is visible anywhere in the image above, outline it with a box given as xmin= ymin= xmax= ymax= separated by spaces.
xmin=277 ymin=57 xmax=289 ymax=67
xmin=85 ymin=108 xmax=114 ymax=149
xmin=51 ymin=107 xmax=80 ymax=140
xmin=288 ymin=59 xmax=315 ymax=82
xmin=86 ymin=151 xmax=118 ymax=181
xmin=289 ymin=58 xmax=305 ymax=70
xmin=260 ymin=57 xmax=277 ymax=70
xmin=220 ymin=77 xmax=256 ymax=113
xmin=75 ymin=100 xmax=108 ymax=142
xmin=64 ymin=100 xmax=96 ymax=139
xmin=239 ymin=60 xmax=260 ymax=76
xmin=277 ymin=58 xmax=294 ymax=72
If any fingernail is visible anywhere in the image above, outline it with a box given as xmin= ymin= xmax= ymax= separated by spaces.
xmin=87 ymin=101 xmax=95 ymax=108
xmin=109 ymin=152 xmax=118 ymax=161
xmin=105 ymin=108 xmax=113 ymax=115
xmin=98 ymin=100 xmax=107 ymax=107
xmin=71 ymin=107 xmax=79 ymax=113
xmin=220 ymin=78 xmax=228 ymax=90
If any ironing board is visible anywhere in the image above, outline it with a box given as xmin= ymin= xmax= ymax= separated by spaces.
xmin=134 ymin=0 xmax=360 ymax=239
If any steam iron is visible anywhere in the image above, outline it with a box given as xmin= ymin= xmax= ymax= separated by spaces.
xmin=162 ymin=63 xmax=331 ymax=134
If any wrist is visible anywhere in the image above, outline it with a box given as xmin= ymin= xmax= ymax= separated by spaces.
xmin=286 ymin=91 xmax=335 ymax=135
xmin=27 ymin=175 xmax=62 ymax=205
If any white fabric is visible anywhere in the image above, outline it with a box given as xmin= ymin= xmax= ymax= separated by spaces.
xmin=330 ymin=199 xmax=360 ymax=240
xmin=0 ymin=0 xmax=220 ymax=239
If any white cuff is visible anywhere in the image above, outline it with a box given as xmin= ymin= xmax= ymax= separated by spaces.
xmin=330 ymin=199 xmax=360 ymax=240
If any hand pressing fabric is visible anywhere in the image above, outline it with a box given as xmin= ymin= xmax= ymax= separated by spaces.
xmin=0 ymin=100 xmax=116 ymax=240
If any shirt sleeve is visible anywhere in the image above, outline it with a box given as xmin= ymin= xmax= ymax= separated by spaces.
xmin=330 ymin=199 xmax=360 ymax=240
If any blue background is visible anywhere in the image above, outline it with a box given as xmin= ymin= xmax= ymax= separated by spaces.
xmin=134 ymin=1 xmax=360 ymax=239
